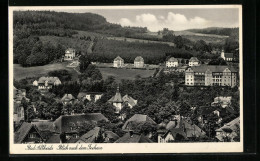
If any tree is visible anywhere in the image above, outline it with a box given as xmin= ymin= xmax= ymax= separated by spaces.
xmin=208 ymin=58 xmax=227 ymax=65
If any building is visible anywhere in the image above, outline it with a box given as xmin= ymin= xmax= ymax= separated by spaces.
xmin=122 ymin=114 xmax=156 ymax=131
xmin=215 ymin=117 xmax=240 ymax=142
xmin=113 ymin=56 xmax=124 ymax=68
xmin=157 ymin=128 xmax=187 ymax=143
xmin=77 ymin=92 xmax=103 ymax=102
xmin=76 ymin=127 xmax=101 ymax=143
xmin=185 ymin=65 xmax=238 ymax=87
xmin=14 ymin=122 xmax=44 ymax=144
xmin=114 ymin=131 xmax=153 ymax=143
xmin=14 ymin=104 xmax=25 ymax=124
xmin=211 ymin=96 xmax=232 ymax=108
xmin=64 ymin=48 xmax=76 ymax=61
xmin=61 ymin=94 xmax=75 ymax=105
xmin=108 ymin=87 xmax=137 ymax=113
xmin=134 ymin=56 xmax=144 ymax=68
xmin=52 ymin=113 xmax=108 ymax=140
xmin=189 ymin=57 xmax=200 ymax=66
xmin=122 ymin=94 xmax=137 ymax=108
xmin=13 ymin=86 xmax=29 ymax=124
xmin=166 ymin=57 xmax=179 ymax=67
xmin=221 ymin=50 xmax=233 ymax=61
xmin=33 ymin=77 xmax=61 ymax=90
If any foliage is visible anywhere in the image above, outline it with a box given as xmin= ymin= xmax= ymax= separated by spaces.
xmin=48 ymin=70 xmax=72 ymax=82
xmin=208 ymin=58 xmax=227 ymax=65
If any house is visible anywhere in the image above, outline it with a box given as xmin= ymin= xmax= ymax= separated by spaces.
xmin=158 ymin=128 xmax=187 ymax=143
xmin=33 ymin=77 xmax=61 ymax=90
xmin=31 ymin=120 xmax=54 ymax=141
xmin=185 ymin=65 xmax=238 ymax=87
xmin=76 ymin=127 xmax=101 ymax=143
xmin=14 ymin=122 xmax=44 ymax=144
xmin=122 ymin=114 xmax=156 ymax=131
xmin=166 ymin=57 xmax=178 ymax=67
xmin=77 ymin=92 xmax=103 ymax=102
xmin=189 ymin=57 xmax=200 ymax=66
xmin=103 ymin=131 xmax=120 ymax=143
xmin=64 ymin=48 xmax=76 ymax=61
xmin=61 ymin=94 xmax=75 ymax=105
xmin=122 ymin=94 xmax=137 ymax=108
xmin=211 ymin=96 xmax=232 ymax=108
xmin=52 ymin=113 xmax=108 ymax=139
xmin=13 ymin=104 xmax=25 ymax=124
xmin=134 ymin=56 xmax=144 ymax=68
xmin=215 ymin=117 xmax=240 ymax=142
xmin=221 ymin=50 xmax=233 ymax=61
xmin=113 ymin=56 xmax=124 ymax=68
xmin=114 ymin=131 xmax=153 ymax=143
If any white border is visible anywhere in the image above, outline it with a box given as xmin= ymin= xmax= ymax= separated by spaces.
xmin=8 ymin=5 xmax=243 ymax=154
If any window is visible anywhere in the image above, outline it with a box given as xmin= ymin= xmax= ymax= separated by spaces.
xmin=28 ymin=133 xmax=36 ymax=138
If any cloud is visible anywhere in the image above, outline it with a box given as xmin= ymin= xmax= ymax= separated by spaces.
xmin=118 ymin=12 xmax=213 ymax=32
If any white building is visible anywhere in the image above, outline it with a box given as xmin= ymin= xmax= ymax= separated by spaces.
xmin=134 ymin=56 xmax=144 ymax=68
xmin=33 ymin=77 xmax=61 ymax=90
xmin=188 ymin=57 xmax=200 ymax=66
xmin=166 ymin=57 xmax=178 ymax=67
xmin=113 ymin=56 xmax=124 ymax=68
xmin=221 ymin=50 xmax=233 ymax=61
xmin=64 ymin=48 xmax=76 ymax=61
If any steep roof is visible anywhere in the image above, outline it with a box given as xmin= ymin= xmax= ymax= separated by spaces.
xmin=31 ymin=121 xmax=54 ymax=131
xmin=46 ymin=134 xmax=61 ymax=143
xmin=52 ymin=113 xmax=108 ymax=133
xmin=122 ymin=94 xmax=137 ymax=107
xmin=77 ymin=92 xmax=103 ymax=99
xmin=61 ymin=94 xmax=75 ymax=102
xmin=14 ymin=122 xmax=43 ymax=143
xmin=114 ymin=56 xmax=124 ymax=61
xmin=224 ymin=53 xmax=233 ymax=58
xmin=114 ymin=133 xmax=153 ymax=143
xmin=182 ymin=119 xmax=206 ymax=138
xmin=66 ymin=48 xmax=75 ymax=53
xmin=134 ymin=56 xmax=144 ymax=62
xmin=104 ymin=131 xmax=119 ymax=141
xmin=189 ymin=65 xmax=237 ymax=73
xmin=122 ymin=114 xmax=156 ymax=130
xmin=38 ymin=77 xmax=60 ymax=84
xmin=108 ymin=87 xmax=123 ymax=103
xmin=215 ymin=117 xmax=240 ymax=132
xmin=167 ymin=128 xmax=188 ymax=140
xmin=77 ymin=127 xmax=101 ymax=143
xmin=167 ymin=57 xmax=178 ymax=62
xmin=189 ymin=57 xmax=199 ymax=62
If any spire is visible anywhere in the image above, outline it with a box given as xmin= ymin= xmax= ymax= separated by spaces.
xmin=116 ymin=85 xmax=120 ymax=93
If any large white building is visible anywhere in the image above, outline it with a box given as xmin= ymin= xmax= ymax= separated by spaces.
xmin=113 ymin=56 xmax=124 ymax=68
xmin=166 ymin=57 xmax=178 ymax=67
xmin=185 ymin=65 xmax=238 ymax=87
xmin=221 ymin=50 xmax=233 ymax=62
xmin=33 ymin=77 xmax=62 ymax=90
xmin=134 ymin=56 xmax=144 ymax=68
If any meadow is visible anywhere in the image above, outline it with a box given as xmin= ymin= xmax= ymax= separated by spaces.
xmin=98 ymin=67 xmax=155 ymax=82
xmin=13 ymin=63 xmax=78 ymax=81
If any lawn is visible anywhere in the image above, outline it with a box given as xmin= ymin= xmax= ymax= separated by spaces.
xmin=98 ymin=68 xmax=155 ymax=82
xmin=13 ymin=63 xmax=79 ymax=81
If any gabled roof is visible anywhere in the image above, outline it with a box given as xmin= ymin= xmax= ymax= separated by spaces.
xmin=189 ymin=65 xmax=237 ymax=73
xmin=224 ymin=53 xmax=233 ymax=58
xmin=114 ymin=56 xmax=124 ymax=61
xmin=114 ymin=133 xmax=153 ymax=143
xmin=108 ymin=87 xmax=123 ymax=103
xmin=61 ymin=94 xmax=75 ymax=102
xmin=122 ymin=94 xmax=137 ymax=107
xmin=14 ymin=122 xmax=43 ymax=143
xmin=182 ymin=119 xmax=206 ymax=138
xmin=165 ymin=128 xmax=187 ymax=140
xmin=104 ymin=131 xmax=119 ymax=141
xmin=52 ymin=113 xmax=108 ymax=133
xmin=189 ymin=57 xmax=199 ymax=62
xmin=77 ymin=127 xmax=100 ymax=143
xmin=122 ymin=114 xmax=156 ymax=130
xmin=66 ymin=48 xmax=76 ymax=53
xmin=167 ymin=57 xmax=178 ymax=62
xmin=77 ymin=92 xmax=103 ymax=99
xmin=215 ymin=117 xmax=240 ymax=132
xmin=134 ymin=56 xmax=144 ymax=62
xmin=38 ymin=77 xmax=61 ymax=84
xmin=46 ymin=134 xmax=60 ymax=143
xmin=31 ymin=121 xmax=54 ymax=131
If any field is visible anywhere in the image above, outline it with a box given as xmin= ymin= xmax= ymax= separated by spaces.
xmin=98 ymin=68 xmax=155 ymax=82
xmin=13 ymin=63 xmax=78 ymax=81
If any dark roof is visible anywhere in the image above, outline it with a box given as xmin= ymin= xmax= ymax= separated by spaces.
xmin=114 ymin=56 xmax=124 ymax=61
xmin=14 ymin=122 xmax=43 ymax=143
xmin=168 ymin=128 xmax=188 ymax=139
xmin=77 ymin=127 xmax=100 ymax=143
xmin=122 ymin=114 xmax=156 ymax=130
xmin=189 ymin=57 xmax=199 ymax=62
xmin=108 ymin=87 xmax=123 ymax=103
xmin=38 ymin=77 xmax=60 ymax=84
xmin=104 ymin=131 xmax=119 ymax=140
xmin=114 ymin=133 xmax=153 ymax=143
xmin=134 ymin=56 xmax=144 ymax=62
xmin=77 ymin=92 xmax=103 ymax=99
xmin=215 ymin=117 xmax=240 ymax=132
xmin=189 ymin=65 xmax=237 ymax=73
xmin=224 ymin=53 xmax=233 ymax=58
xmin=61 ymin=94 xmax=75 ymax=102
xmin=46 ymin=134 xmax=61 ymax=143
xmin=52 ymin=113 xmax=108 ymax=133
xmin=31 ymin=121 xmax=54 ymax=131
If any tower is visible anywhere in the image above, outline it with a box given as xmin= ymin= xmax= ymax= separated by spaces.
xmin=221 ymin=50 xmax=225 ymax=60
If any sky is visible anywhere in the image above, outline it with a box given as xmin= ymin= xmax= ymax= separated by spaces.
xmin=18 ymin=7 xmax=240 ymax=32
